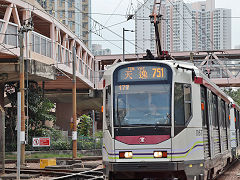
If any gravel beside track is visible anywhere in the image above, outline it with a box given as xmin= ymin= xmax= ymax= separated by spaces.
xmin=217 ymin=160 xmax=240 ymax=180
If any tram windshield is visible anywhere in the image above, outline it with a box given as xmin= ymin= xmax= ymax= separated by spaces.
xmin=114 ymin=84 xmax=171 ymax=127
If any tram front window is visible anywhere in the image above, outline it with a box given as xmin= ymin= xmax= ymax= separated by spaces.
xmin=115 ymin=84 xmax=171 ymax=127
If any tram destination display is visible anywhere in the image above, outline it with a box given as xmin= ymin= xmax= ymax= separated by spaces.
xmin=117 ymin=65 xmax=168 ymax=82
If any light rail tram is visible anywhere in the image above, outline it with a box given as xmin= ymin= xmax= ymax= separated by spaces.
xmin=102 ymin=60 xmax=240 ymax=180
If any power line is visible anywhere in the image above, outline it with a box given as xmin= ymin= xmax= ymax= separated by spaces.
xmin=181 ymin=1 xmax=215 ymax=50
xmin=93 ymin=20 xmax=128 ymax=34
xmin=37 ymin=0 xmax=139 ymax=52
xmin=45 ymin=10 xmax=127 ymax=16
xmin=135 ymin=0 xmax=151 ymax=14
xmin=134 ymin=0 xmax=192 ymax=52
xmin=0 ymin=0 xmax=136 ymax=53
xmin=136 ymin=16 xmax=240 ymax=20
xmin=166 ymin=0 xmax=212 ymax=51
xmin=0 ymin=43 xmax=18 ymax=57
xmin=103 ymin=0 xmax=123 ymax=26
xmin=63 ymin=0 xmax=145 ymax=52
xmin=164 ymin=20 xmax=192 ymax=51
xmin=10 ymin=0 xmax=127 ymax=53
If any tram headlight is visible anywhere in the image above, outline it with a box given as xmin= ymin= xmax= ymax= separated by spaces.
xmin=154 ymin=151 xmax=167 ymax=158
xmin=119 ymin=151 xmax=133 ymax=159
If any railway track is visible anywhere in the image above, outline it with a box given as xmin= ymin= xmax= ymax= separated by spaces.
xmin=52 ymin=169 xmax=104 ymax=180
xmin=214 ymin=159 xmax=239 ymax=180
xmin=4 ymin=168 xmax=72 ymax=177
xmin=4 ymin=167 xmax=103 ymax=179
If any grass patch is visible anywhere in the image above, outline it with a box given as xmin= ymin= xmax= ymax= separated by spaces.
xmin=6 ymin=153 xmax=83 ymax=160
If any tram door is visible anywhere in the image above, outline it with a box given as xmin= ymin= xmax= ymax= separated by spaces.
xmin=103 ymin=85 xmax=115 ymax=162
xmin=201 ymin=86 xmax=211 ymax=159
xmin=235 ymin=110 xmax=239 ymax=148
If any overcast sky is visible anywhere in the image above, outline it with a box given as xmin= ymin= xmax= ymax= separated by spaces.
xmin=91 ymin=0 xmax=240 ymax=54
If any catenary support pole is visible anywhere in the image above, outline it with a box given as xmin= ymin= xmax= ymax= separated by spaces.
xmin=19 ymin=29 xmax=25 ymax=165
xmin=17 ymin=92 xmax=21 ymax=180
xmin=72 ymin=44 xmax=77 ymax=159
xmin=123 ymin=28 xmax=125 ymax=62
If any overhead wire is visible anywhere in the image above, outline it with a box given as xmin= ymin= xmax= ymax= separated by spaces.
xmin=45 ymin=0 xmax=137 ymax=52
xmin=126 ymin=0 xmax=136 ymax=17
xmin=166 ymin=0 xmax=207 ymax=50
xmin=0 ymin=43 xmax=18 ymax=57
xmin=4 ymin=0 xmax=130 ymax=53
xmin=179 ymin=0 xmax=232 ymax=83
xmin=134 ymin=0 xmax=192 ymax=51
xmin=134 ymin=0 xmax=151 ymax=14
xmin=180 ymin=0 xmax=215 ymax=50
xmin=136 ymin=16 xmax=240 ymax=20
xmin=103 ymin=0 xmax=123 ymax=26
xmin=64 ymin=0 xmax=145 ymax=52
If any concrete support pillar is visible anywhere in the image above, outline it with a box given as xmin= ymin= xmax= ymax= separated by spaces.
xmin=50 ymin=23 xmax=55 ymax=60
xmin=56 ymin=103 xmax=72 ymax=133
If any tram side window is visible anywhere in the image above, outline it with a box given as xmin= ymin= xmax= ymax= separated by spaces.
xmin=236 ymin=110 xmax=239 ymax=130
xmin=174 ymin=83 xmax=192 ymax=125
xmin=201 ymin=86 xmax=208 ymax=127
xmin=212 ymin=94 xmax=219 ymax=129
xmin=226 ymin=104 xmax=230 ymax=127
xmin=105 ymin=85 xmax=111 ymax=132
xmin=220 ymin=100 xmax=226 ymax=128
xmin=184 ymin=84 xmax=192 ymax=122
xmin=238 ymin=111 xmax=240 ymax=130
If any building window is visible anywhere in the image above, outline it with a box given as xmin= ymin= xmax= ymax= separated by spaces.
xmin=59 ymin=0 xmax=64 ymax=7
xmin=69 ymin=11 xmax=73 ymax=18
xmin=83 ymin=5 xmax=88 ymax=11
xmin=59 ymin=11 xmax=63 ymax=18
xmin=68 ymin=0 xmax=73 ymax=8
xmin=69 ymin=21 xmax=73 ymax=29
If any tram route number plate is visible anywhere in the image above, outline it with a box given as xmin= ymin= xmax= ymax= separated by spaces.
xmin=32 ymin=137 xmax=50 ymax=147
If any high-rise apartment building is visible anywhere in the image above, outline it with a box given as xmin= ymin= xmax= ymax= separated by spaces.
xmin=37 ymin=0 xmax=91 ymax=48
xmin=135 ymin=0 xmax=231 ymax=53
xmin=92 ymin=44 xmax=111 ymax=56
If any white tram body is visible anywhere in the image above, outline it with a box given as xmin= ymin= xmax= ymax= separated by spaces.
xmin=102 ymin=60 xmax=239 ymax=180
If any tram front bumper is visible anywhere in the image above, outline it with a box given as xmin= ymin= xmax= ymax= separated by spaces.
xmin=104 ymin=161 xmax=184 ymax=172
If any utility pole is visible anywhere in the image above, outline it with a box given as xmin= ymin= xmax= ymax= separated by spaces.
xmin=190 ymin=52 xmax=194 ymax=63
xmin=123 ymin=28 xmax=125 ymax=62
xmin=19 ymin=18 xmax=33 ymax=165
xmin=72 ymin=44 xmax=77 ymax=159
xmin=123 ymin=28 xmax=134 ymax=62
xmin=19 ymin=28 xmax=25 ymax=165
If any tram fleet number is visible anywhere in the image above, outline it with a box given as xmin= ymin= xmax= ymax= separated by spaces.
xmin=196 ymin=129 xmax=203 ymax=136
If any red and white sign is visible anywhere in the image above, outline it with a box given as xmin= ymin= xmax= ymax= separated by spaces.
xmin=32 ymin=137 xmax=50 ymax=147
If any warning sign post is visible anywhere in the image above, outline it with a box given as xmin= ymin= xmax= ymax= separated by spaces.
xmin=32 ymin=137 xmax=50 ymax=147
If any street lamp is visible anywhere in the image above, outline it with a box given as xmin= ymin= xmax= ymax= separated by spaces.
xmin=123 ymin=28 xmax=134 ymax=62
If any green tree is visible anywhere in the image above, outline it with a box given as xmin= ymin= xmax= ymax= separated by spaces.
xmin=5 ymin=81 xmax=55 ymax=151
xmin=77 ymin=114 xmax=92 ymax=136
xmin=224 ymin=88 xmax=240 ymax=105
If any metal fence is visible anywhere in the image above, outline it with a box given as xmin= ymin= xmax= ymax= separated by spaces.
xmin=0 ymin=19 xmax=18 ymax=47
xmin=0 ymin=106 xmax=5 ymax=174
xmin=77 ymin=136 xmax=102 ymax=150
xmin=32 ymin=31 xmax=52 ymax=58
